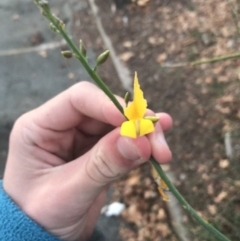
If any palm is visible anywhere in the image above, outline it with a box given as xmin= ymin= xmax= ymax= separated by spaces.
xmin=20 ymin=117 xmax=113 ymax=240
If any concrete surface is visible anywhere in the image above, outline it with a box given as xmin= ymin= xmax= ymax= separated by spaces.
xmin=0 ymin=0 xmax=90 ymax=175
xmin=0 ymin=1 xmax=123 ymax=240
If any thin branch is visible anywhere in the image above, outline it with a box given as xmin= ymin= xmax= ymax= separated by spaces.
xmin=161 ymin=52 xmax=240 ymax=68
xmin=191 ymin=52 xmax=240 ymax=66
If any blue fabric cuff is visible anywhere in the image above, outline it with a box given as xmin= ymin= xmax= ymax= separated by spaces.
xmin=0 ymin=180 xmax=62 ymax=241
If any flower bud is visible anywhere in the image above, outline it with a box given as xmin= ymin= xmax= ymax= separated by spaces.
xmin=40 ymin=8 xmax=47 ymax=17
xmin=79 ymin=40 xmax=87 ymax=57
xmin=52 ymin=14 xmax=65 ymax=30
xmin=61 ymin=51 xmax=73 ymax=58
xmin=96 ymin=50 xmax=110 ymax=66
xmin=144 ymin=116 xmax=159 ymax=123
xmin=50 ymin=22 xmax=60 ymax=33
xmin=39 ymin=0 xmax=49 ymax=10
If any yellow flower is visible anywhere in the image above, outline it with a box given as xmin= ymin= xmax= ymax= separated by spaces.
xmin=120 ymin=72 xmax=155 ymax=138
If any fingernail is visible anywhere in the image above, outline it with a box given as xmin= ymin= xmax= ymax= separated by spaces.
xmin=117 ymin=137 xmax=141 ymax=161
xmin=157 ymin=134 xmax=168 ymax=145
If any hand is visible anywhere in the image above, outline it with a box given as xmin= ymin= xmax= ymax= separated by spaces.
xmin=3 ymin=82 xmax=172 ymax=241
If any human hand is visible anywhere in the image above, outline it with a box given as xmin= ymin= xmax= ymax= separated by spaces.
xmin=3 ymin=82 xmax=172 ymax=241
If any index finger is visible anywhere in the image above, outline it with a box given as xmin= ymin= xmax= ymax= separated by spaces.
xmin=33 ymin=81 xmax=125 ymax=131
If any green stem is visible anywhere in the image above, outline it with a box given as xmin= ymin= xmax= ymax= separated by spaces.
xmin=45 ymin=11 xmax=123 ymax=114
xmin=36 ymin=2 xmax=231 ymax=241
xmin=150 ymin=158 xmax=231 ymax=241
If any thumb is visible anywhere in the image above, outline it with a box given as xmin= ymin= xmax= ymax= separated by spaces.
xmin=86 ymin=128 xmax=151 ymax=184
xmin=63 ymin=128 xmax=151 ymax=201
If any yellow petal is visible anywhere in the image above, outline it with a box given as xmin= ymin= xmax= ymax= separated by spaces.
xmin=139 ymin=118 xmax=154 ymax=136
xmin=120 ymin=120 xmax=137 ymax=138
xmin=124 ymin=72 xmax=147 ymax=120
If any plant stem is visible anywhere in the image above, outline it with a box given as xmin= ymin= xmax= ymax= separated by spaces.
xmin=45 ymin=10 xmax=123 ymax=114
xmin=150 ymin=158 xmax=231 ymax=241
xmin=36 ymin=2 xmax=232 ymax=240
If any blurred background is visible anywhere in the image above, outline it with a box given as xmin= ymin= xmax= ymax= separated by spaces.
xmin=1 ymin=0 xmax=240 ymax=240
xmin=0 ymin=0 xmax=88 ymax=175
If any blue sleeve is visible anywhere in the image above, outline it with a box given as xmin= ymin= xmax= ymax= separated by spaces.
xmin=0 ymin=180 xmax=62 ymax=241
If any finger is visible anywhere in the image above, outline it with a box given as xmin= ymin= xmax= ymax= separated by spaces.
xmin=73 ymin=112 xmax=172 ymax=156
xmin=148 ymin=122 xmax=172 ymax=164
xmin=58 ymin=128 xmax=151 ymax=205
xmin=76 ymin=117 xmax=113 ymax=136
xmin=34 ymin=82 xmax=125 ymax=131
xmin=145 ymin=111 xmax=172 ymax=132
xmin=157 ymin=113 xmax=173 ymax=132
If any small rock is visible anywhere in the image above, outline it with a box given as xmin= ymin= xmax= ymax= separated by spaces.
xmin=157 ymin=208 xmax=166 ymax=220
xmin=126 ymin=175 xmax=140 ymax=186
xmin=215 ymin=104 xmax=231 ymax=114
xmin=219 ymin=95 xmax=234 ymax=103
xmin=219 ymin=159 xmax=229 ymax=169
xmin=218 ymin=76 xmax=229 ymax=83
xmin=207 ymin=183 xmax=214 ymax=195
xmin=119 ymin=51 xmax=134 ymax=61
xmin=144 ymin=190 xmax=157 ymax=199
xmin=214 ymin=191 xmax=228 ymax=203
xmin=156 ymin=53 xmax=167 ymax=63
xmin=123 ymin=41 xmax=133 ymax=48
xmin=137 ymin=0 xmax=150 ymax=6
xmin=179 ymin=173 xmax=186 ymax=180
xmin=205 ymin=77 xmax=213 ymax=84
xmin=208 ymin=204 xmax=217 ymax=215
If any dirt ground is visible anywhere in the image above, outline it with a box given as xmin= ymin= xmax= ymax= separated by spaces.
xmin=74 ymin=0 xmax=240 ymax=240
